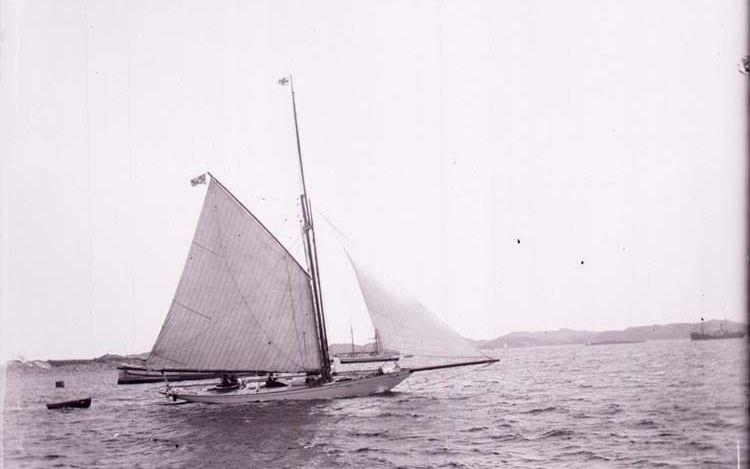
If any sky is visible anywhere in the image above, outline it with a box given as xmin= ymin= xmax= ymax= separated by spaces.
xmin=0 ymin=0 xmax=746 ymax=360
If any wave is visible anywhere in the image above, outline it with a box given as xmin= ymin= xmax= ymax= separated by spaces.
xmin=439 ymin=461 xmax=468 ymax=468
xmin=636 ymin=419 xmax=658 ymax=428
xmin=603 ymin=404 xmax=623 ymax=415
xmin=376 ymin=412 xmax=423 ymax=418
xmin=521 ymin=406 xmax=557 ymax=414
xmin=4 ymin=338 xmax=744 ymax=468
xmin=490 ymin=433 xmax=524 ymax=442
xmin=538 ymin=428 xmax=575 ymax=439
xmin=461 ymin=426 xmax=489 ymax=433
xmin=354 ymin=431 xmax=388 ymax=438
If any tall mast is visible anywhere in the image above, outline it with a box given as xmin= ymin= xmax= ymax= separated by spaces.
xmin=283 ymin=74 xmax=331 ymax=380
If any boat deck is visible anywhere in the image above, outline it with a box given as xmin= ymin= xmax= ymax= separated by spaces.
xmin=159 ymin=370 xmax=411 ymax=403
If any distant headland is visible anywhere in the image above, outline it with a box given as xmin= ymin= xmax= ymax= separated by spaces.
xmin=468 ymin=319 xmax=747 ymax=349
xmin=3 ymin=319 xmax=746 ymax=369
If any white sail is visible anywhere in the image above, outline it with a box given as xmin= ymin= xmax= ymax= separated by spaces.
xmin=147 ymin=177 xmax=322 ymax=373
xmin=344 ymin=247 xmax=486 ymax=360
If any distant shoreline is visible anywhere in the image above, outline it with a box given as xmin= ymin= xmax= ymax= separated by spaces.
xmin=4 ymin=319 xmax=746 ymax=365
xmin=472 ymin=319 xmax=746 ymax=350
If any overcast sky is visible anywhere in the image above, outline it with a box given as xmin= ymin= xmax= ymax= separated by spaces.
xmin=1 ymin=0 xmax=746 ymax=360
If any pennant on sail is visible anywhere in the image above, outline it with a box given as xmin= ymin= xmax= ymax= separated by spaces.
xmin=343 ymin=246 xmax=486 ymax=360
xmin=147 ymin=177 xmax=322 ymax=373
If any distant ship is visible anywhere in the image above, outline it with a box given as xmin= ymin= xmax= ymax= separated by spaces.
xmin=690 ymin=331 xmax=745 ymax=341
xmin=690 ymin=318 xmax=746 ymax=341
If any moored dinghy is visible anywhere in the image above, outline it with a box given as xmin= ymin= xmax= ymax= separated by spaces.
xmin=46 ymin=398 xmax=91 ymax=410
xmin=145 ymin=76 xmax=497 ymax=404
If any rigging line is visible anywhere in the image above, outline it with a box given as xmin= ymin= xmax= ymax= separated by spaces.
xmin=283 ymin=249 xmax=312 ymax=369
xmin=83 ymin=1 xmax=94 ymax=350
xmin=286 ymin=232 xmax=304 ymax=253
xmin=416 ymin=360 xmax=498 ymax=393
xmin=126 ymin=23 xmax=135 ymax=357
xmin=147 ymin=351 xmax=189 ymax=367
xmin=399 ymin=354 xmax=491 ymax=360
xmin=295 ymin=198 xmax=327 ymax=372
xmin=192 ymin=240 xmax=223 ymax=257
xmin=317 ymin=211 xmax=355 ymax=245
xmin=172 ymin=299 xmax=212 ymax=320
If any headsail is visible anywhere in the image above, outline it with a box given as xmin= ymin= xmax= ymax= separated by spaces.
xmin=147 ymin=176 xmax=322 ymax=373
xmin=343 ymin=247 xmax=486 ymax=361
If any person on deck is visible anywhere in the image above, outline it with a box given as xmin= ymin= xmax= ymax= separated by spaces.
xmin=220 ymin=373 xmax=238 ymax=387
xmin=265 ymin=373 xmax=287 ymax=388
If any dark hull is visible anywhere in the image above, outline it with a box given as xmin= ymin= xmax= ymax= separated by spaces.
xmin=338 ymin=355 xmax=399 ymax=364
xmin=690 ymin=332 xmax=746 ymax=341
xmin=46 ymin=398 xmax=91 ymax=409
xmin=117 ymin=365 xmax=255 ymax=385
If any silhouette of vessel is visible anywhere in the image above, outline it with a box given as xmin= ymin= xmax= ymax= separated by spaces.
xmin=690 ymin=318 xmax=746 ymax=341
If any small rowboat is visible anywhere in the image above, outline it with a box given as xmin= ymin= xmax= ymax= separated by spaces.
xmin=46 ymin=397 xmax=91 ymax=409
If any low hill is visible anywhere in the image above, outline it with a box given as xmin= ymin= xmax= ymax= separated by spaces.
xmin=6 ymin=320 xmax=745 ymax=367
xmin=479 ymin=319 xmax=746 ymax=349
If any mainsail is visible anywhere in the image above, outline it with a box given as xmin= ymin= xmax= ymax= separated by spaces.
xmin=147 ymin=177 xmax=322 ymax=373
xmin=343 ymin=247 xmax=486 ymax=361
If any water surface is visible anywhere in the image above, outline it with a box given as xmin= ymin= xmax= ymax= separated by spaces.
xmin=2 ymin=339 xmax=747 ymax=468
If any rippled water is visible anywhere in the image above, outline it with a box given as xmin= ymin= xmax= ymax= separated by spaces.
xmin=2 ymin=339 xmax=747 ymax=468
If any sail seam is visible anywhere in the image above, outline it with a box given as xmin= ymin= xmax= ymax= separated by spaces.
xmin=172 ymin=299 xmax=213 ymax=320
xmin=283 ymin=253 xmax=310 ymax=369
xmin=148 ymin=351 xmax=188 ymax=366
xmin=192 ymin=240 xmax=223 ymax=257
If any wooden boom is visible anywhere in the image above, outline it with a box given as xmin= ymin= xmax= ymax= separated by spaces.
xmin=408 ymin=358 xmax=499 ymax=373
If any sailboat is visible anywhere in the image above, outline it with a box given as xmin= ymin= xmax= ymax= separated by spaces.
xmin=336 ymin=328 xmax=399 ymax=364
xmin=145 ymin=76 xmax=497 ymax=404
